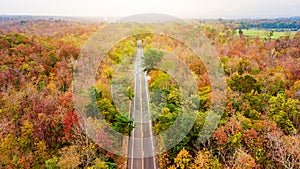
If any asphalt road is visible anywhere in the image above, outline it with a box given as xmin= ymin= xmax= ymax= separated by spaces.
xmin=127 ymin=41 xmax=157 ymax=169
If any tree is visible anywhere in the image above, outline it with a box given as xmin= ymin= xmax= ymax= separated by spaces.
xmin=267 ymin=131 xmax=300 ymax=169
xmin=268 ymin=93 xmax=299 ymax=133
xmin=238 ymin=29 xmax=244 ymax=38
xmin=87 ymin=158 xmax=109 ymax=169
xmin=112 ymin=114 xmax=134 ymax=135
xmin=228 ymin=73 xmax=260 ymax=93
xmin=45 ymin=156 xmax=58 ymax=169
xmin=57 ymin=146 xmax=81 ymax=169
xmin=142 ymin=49 xmax=164 ymax=73
xmin=191 ymin=150 xmax=222 ymax=169
xmin=174 ymin=148 xmax=192 ymax=169
xmin=232 ymin=149 xmax=257 ymax=169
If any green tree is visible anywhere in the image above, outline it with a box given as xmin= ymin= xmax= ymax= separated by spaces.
xmin=112 ymin=114 xmax=134 ymax=135
xmin=45 ymin=156 xmax=58 ymax=169
xmin=142 ymin=49 xmax=164 ymax=72
xmin=229 ymin=73 xmax=260 ymax=93
xmin=268 ymin=93 xmax=299 ymax=133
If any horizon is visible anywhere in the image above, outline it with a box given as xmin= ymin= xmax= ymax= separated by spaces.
xmin=0 ymin=0 xmax=300 ymax=20
xmin=1 ymin=13 xmax=300 ymax=20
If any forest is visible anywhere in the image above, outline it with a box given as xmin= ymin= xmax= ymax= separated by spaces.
xmin=0 ymin=16 xmax=299 ymax=169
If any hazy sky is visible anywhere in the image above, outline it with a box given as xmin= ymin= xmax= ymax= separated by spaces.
xmin=0 ymin=0 xmax=300 ymax=19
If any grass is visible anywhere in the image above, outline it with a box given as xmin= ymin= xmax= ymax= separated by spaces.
xmin=240 ymin=29 xmax=297 ymax=39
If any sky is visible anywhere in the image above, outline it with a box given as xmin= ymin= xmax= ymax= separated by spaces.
xmin=0 ymin=0 xmax=300 ymax=19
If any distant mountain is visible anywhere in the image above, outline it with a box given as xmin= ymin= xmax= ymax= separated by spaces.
xmin=117 ymin=13 xmax=184 ymax=23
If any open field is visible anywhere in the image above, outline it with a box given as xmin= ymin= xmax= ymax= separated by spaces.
xmin=241 ymin=29 xmax=297 ymax=39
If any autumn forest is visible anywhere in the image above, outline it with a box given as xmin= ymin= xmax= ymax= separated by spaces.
xmin=0 ymin=16 xmax=299 ymax=169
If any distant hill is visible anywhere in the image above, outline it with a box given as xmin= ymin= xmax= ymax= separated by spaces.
xmin=117 ymin=13 xmax=183 ymax=23
xmin=0 ymin=15 xmax=105 ymax=23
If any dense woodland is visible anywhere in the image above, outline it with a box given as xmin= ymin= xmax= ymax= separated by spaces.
xmin=199 ymin=17 xmax=300 ymax=31
xmin=0 ymin=16 xmax=299 ymax=168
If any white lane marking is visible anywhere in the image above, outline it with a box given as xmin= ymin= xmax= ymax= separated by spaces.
xmin=130 ymin=58 xmax=137 ymax=169
xmin=144 ymin=71 xmax=157 ymax=169
xmin=138 ymin=48 xmax=145 ymax=169
xmin=131 ymin=45 xmax=157 ymax=169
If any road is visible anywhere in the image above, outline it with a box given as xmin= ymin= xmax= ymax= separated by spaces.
xmin=127 ymin=40 xmax=157 ymax=169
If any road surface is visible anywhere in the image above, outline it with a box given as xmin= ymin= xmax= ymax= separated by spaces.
xmin=127 ymin=40 xmax=157 ymax=169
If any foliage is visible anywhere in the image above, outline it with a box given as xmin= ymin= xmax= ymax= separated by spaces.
xmin=142 ymin=49 xmax=164 ymax=72
xmin=268 ymin=93 xmax=299 ymax=134
xmin=228 ymin=73 xmax=260 ymax=93
xmin=174 ymin=148 xmax=192 ymax=169
xmin=45 ymin=156 xmax=58 ymax=169
xmin=232 ymin=149 xmax=257 ymax=169
xmin=57 ymin=146 xmax=81 ymax=168
xmin=0 ymin=17 xmax=299 ymax=169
